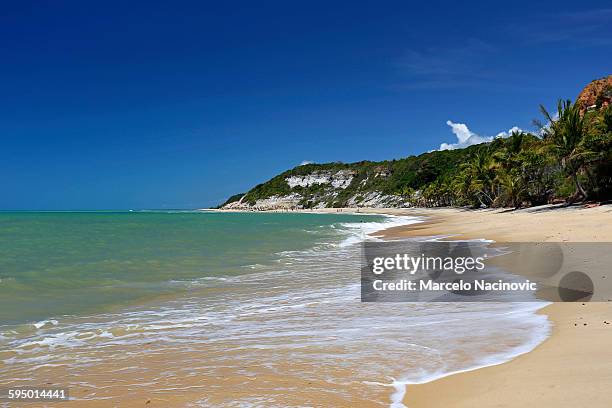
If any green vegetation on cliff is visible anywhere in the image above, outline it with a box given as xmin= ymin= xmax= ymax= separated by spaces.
xmin=221 ymin=99 xmax=612 ymax=209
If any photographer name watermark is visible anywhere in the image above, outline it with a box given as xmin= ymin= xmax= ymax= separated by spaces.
xmin=361 ymin=241 xmax=612 ymax=302
xmin=372 ymin=277 xmax=537 ymax=292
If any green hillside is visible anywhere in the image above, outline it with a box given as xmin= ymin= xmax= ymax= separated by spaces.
xmin=221 ymin=99 xmax=612 ymax=209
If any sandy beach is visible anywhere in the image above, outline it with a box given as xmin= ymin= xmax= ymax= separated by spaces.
xmin=211 ymin=204 xmax=612 ymax=407
xmin=368 ymin=205 xmax=612 ymax=407
xmin=4 ymin=206 xmax=610 ymax=408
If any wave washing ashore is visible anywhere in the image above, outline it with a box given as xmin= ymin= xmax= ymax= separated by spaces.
xmin=0 ymin=211 xmax=550 ymax=407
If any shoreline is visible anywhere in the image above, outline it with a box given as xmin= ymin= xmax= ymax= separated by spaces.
xmin=208 ymin=205 xmax=612 ymax=406
xmin=369 ymin=205 xmax=612 ymax=407
xmin=239 ymin=204 xmax=611 ymax=406
xmin=3 ymin=207 xmax=610 ymax=406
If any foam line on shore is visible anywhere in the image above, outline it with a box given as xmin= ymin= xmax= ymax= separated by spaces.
xmin=384 ymin=302 xmax=551 ymax=407
xmin=360 ymin=213 xmax=552 ymax=408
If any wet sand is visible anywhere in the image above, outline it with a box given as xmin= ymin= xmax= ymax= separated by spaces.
xmin=368 ymin=205 xmax=612 ymax=408
xmin=217 ymin=204 xmax=612 ymax=406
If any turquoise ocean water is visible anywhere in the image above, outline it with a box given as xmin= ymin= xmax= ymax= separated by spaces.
xmin=0 ymin=211 xmax=549 ymax=407
xmin=0 ymin=211 xmax=383 ymax=325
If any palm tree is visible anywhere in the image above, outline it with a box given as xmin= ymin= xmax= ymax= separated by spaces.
xmin=451 ymin=169 xmax=475 ymax=206
xmin=496 ymin=170 xmax=526 ymax=209
xmin=539 ymin=99 xmax=591 ymax=200
xmin=400 ymin=185 xmax=417 ymax=206
xmin=583 ymin=105 xmax=612 ymax=199
xmin=595 ymin=104 xmax=612 ymax=133
xmin=492 ymin=130 xmax=526 ymax=174
xmin=462 ymin=151 xmax=497 ymax=206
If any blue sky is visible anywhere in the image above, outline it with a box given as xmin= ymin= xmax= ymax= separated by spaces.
xmin=1 ymin=1 xmax=611 ymax=209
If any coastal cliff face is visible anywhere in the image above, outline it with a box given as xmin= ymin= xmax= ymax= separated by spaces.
xmin=219 ymin=148 xmax=473 ymax=210
xmin=577 ymin=75 xmax=612 ymax=113
xmin=222 ymin=168 xmax=405 ymax=210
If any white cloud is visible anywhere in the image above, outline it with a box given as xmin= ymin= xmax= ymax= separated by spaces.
xmin=299 ymin=160 xmax=314 ymax=166
xmin=535 ymin=111 xmax=559 ymax=137
xmin=438 ymin=121 xmax=523 ymax=151
xmin=495 ymin=126 xmax=522 ymax=138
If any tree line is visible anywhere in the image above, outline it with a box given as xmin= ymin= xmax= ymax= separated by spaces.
xmin=401 ymin=100 xmax=612 ymax=208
